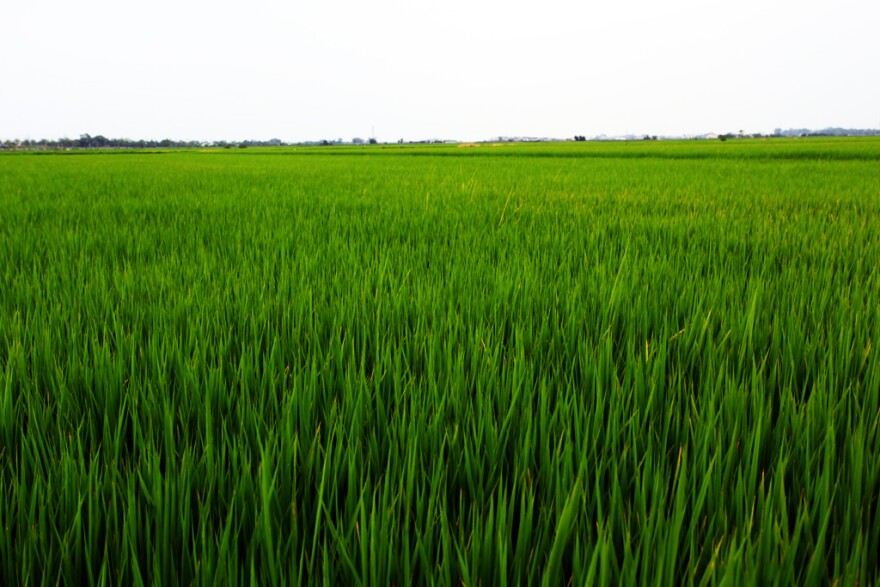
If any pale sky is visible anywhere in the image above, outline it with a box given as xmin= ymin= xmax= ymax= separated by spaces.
xmin=2 ymin=0 xmax=878 ymax=142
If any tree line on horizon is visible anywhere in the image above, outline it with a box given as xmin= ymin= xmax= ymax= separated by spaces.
xmin=0 ymin=134 xmax=292 ymax=151
xmin=2 ymin=128 xmax=879 ymax=151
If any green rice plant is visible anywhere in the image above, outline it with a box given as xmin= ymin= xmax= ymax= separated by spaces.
xmin=0 ymin=138 xmax=878 ymax=585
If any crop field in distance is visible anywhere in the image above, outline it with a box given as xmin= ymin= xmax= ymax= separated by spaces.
xmin=1 ymin=137 xmax=879 ymax=585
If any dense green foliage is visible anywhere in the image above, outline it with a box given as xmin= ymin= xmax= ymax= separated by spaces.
xmin=1 ymin=139 xmax=879 ymax=585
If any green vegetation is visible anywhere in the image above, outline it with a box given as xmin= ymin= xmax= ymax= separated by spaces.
xmin=1 ymin=138 xmax=878 ymax=585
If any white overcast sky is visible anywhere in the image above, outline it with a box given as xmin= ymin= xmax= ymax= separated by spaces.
xmin=2 ymin=0 xmax=878 ymax=142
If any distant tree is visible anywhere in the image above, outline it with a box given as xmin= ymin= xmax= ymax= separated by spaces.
xmin=368 ymin=138 xmax=378 ymax=145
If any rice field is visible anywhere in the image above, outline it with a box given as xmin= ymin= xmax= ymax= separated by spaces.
xmin=1 ymin=138 xmax=879 ymax=585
